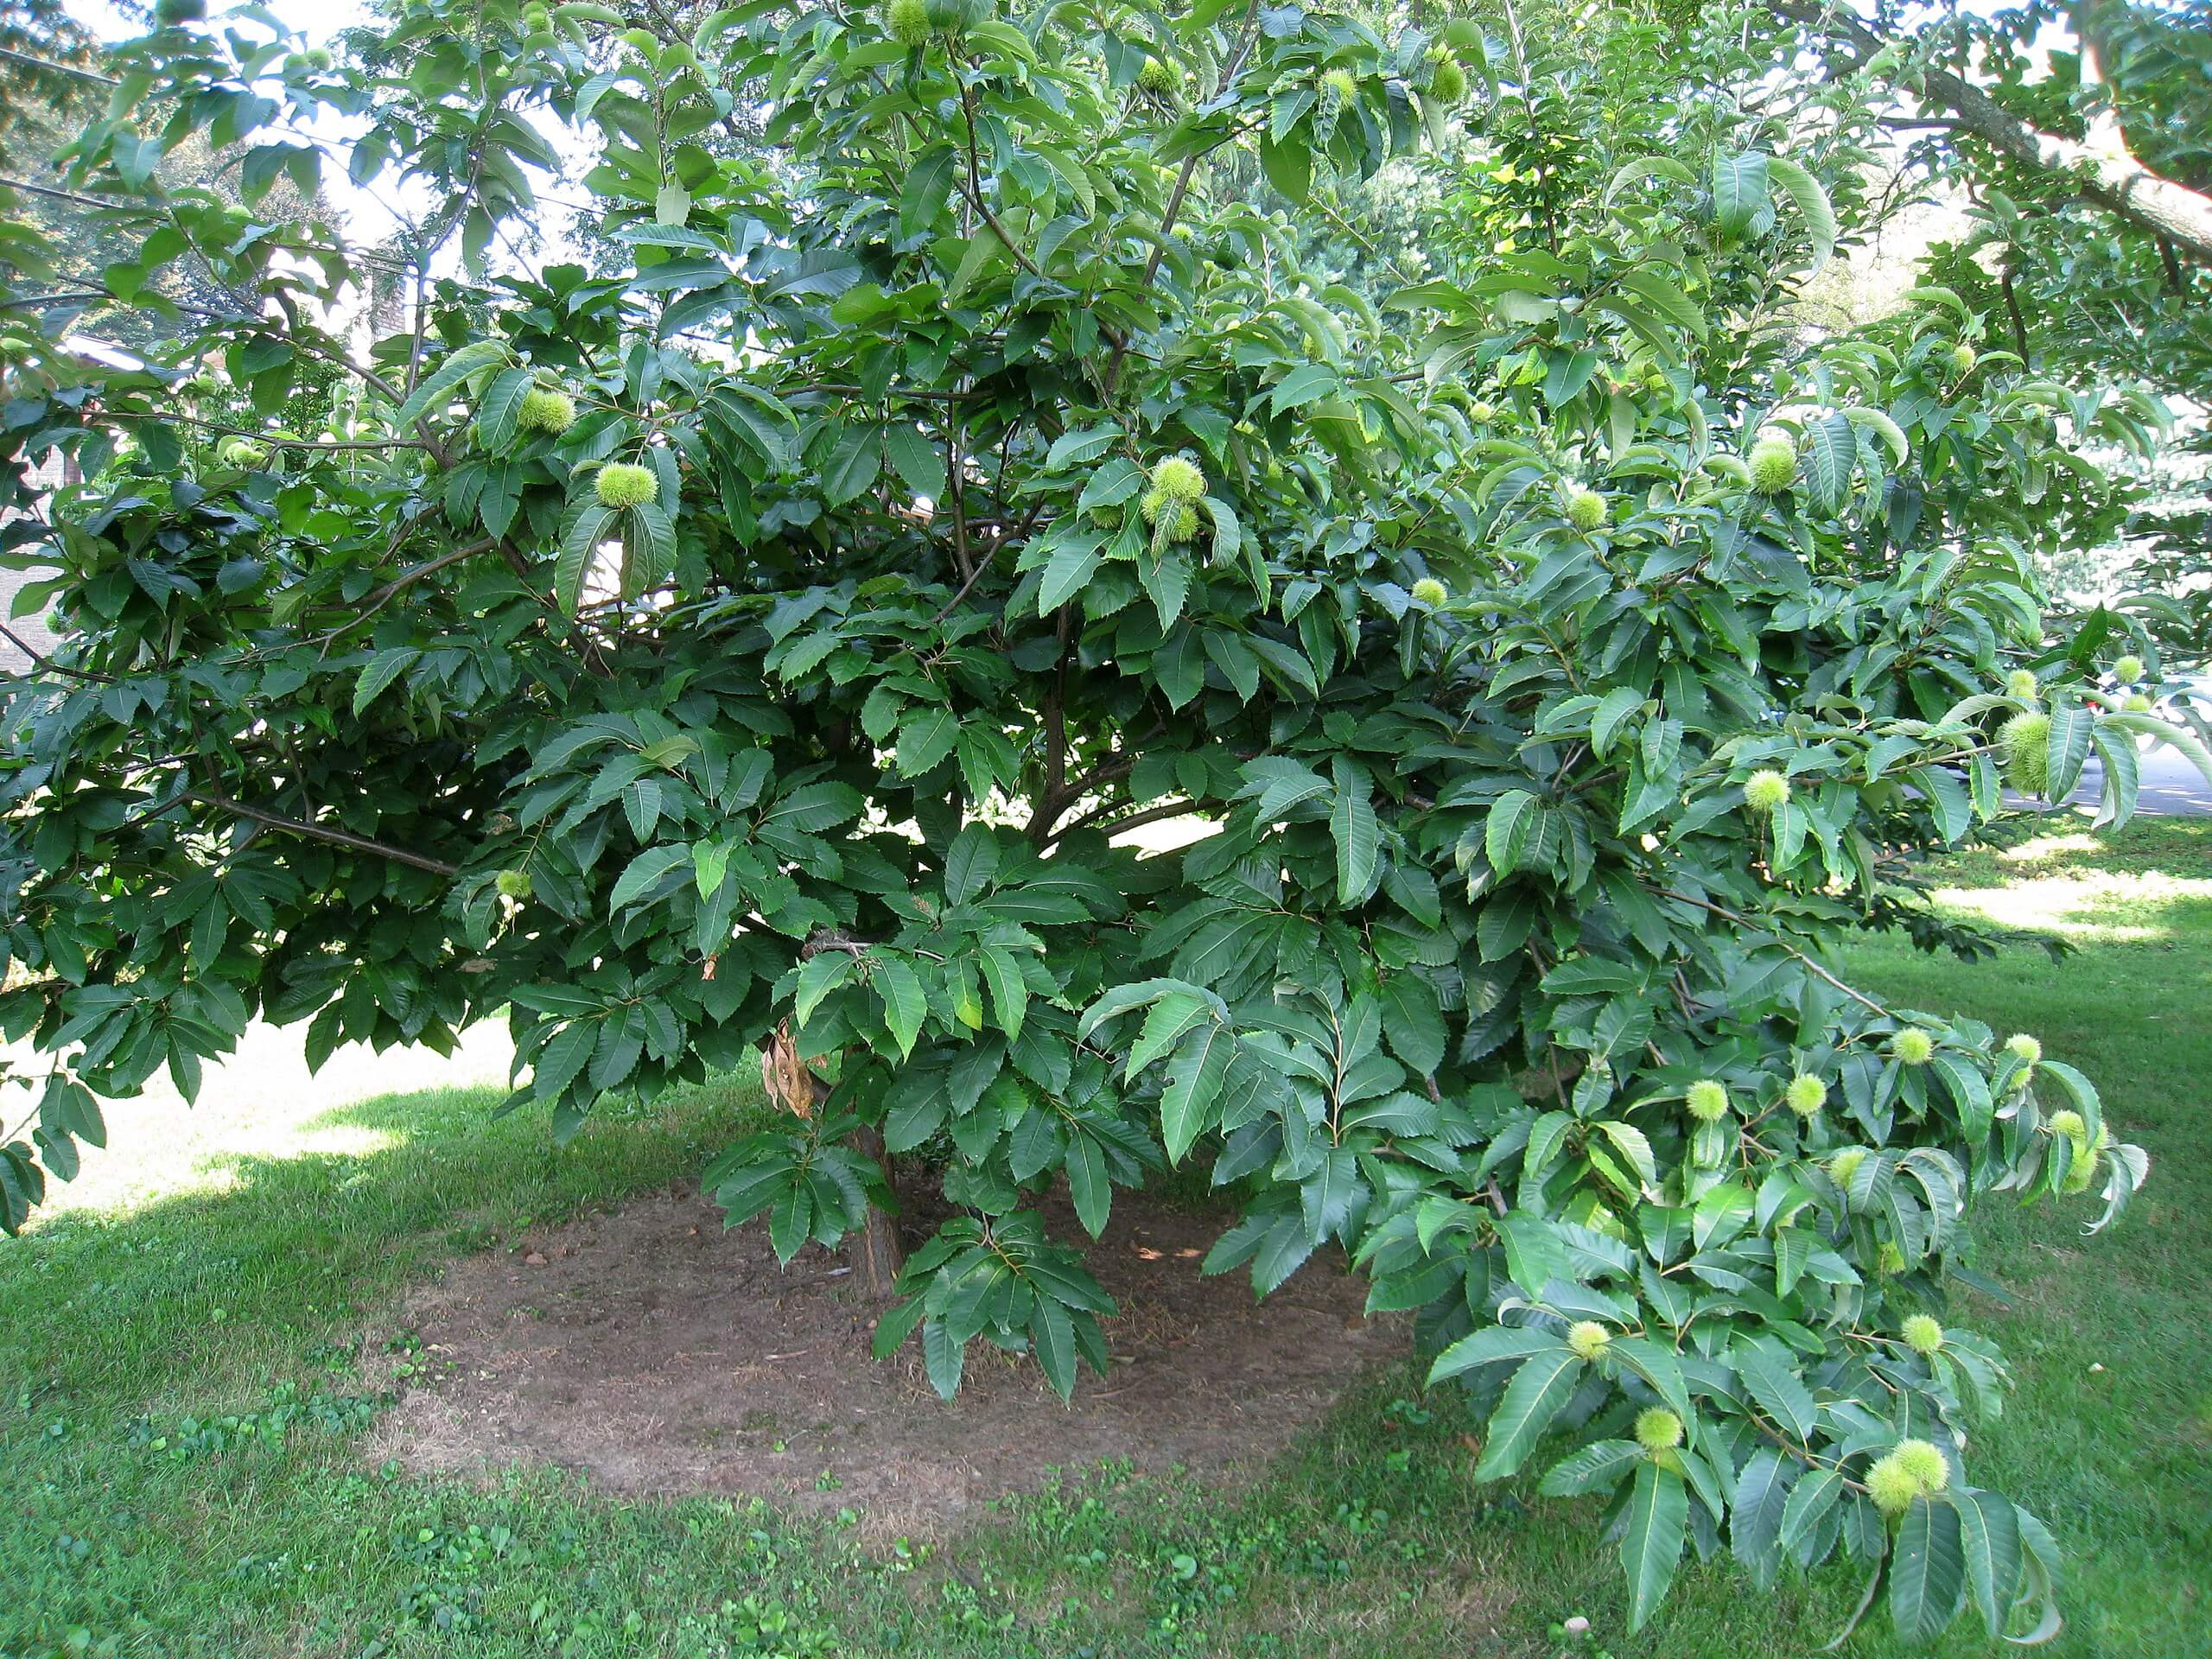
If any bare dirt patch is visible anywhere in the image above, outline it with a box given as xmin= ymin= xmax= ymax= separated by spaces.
xmin=372 ymin=1187 xmax=1407 ymax=1537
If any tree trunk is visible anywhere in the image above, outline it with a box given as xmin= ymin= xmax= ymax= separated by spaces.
xmin=846 ymin=1121 xmax=906 ymax=1300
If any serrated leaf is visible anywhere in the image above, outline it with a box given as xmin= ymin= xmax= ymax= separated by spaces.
xmin=884 ymin=422 xmax=945 ymax=500
xmin=1765 ymin=154 xmax=1836 ymax=272
xmin=1732 ymin=1342 xmax=1819 ymax=1443
xmin=896 ymin=706 xmax=960 ymax=777
xmin=474 ymin=366 xmax=534 ymax=451
xmin=1731 ymin=1448 xmax=1796 ymax=1589
xmin=557 ymin=503 xmax=614 ymax=614
xmin=1030 ymin=1296 xmax=1077 ymax=1400
xmin=921 ymin=1316 xmax=965 ymax=1398
xmin=1331 ymin=756 xmax=1377 ymax=904
xmin=1621 ymin=1459 xmax=1688 ymax=1630
xmin=1428 ymin=1323 xmax=1566 ymax=1385
xmin=1472 ymin=1348 xmax=1582 ymax=1479
xmin=1485 ymin=789 xmax=1543 ymax=874
xmin=792 ymin=950 xmax=856 ymax=1027
xmin=1802 ymin=411 xmax=1857 ymax=515
xmin=1779 ymin=1465 xmax=1844 ymax=1558
xmin=607 ymin=843 xmax=690 ymax=910
xmin=1160 ymin=1022 xmax=1233 ymax=1164
xmin=1539 ymin=1440 xmax=1645 ymax=1497
xmin=1889 ymin=1497 xmax=1966 ymax=1643
xmin=822 ymin=423 xmax=882 ymax=505
xmin=876 ymin=958 xmax=926 ymax=1058
xmin=353 ymin=647 xmax=419 ymax=716
xmin=1954 ymin=1486 xmax=2023 ymax=1639
xmin=393 ymin=338 xmax=507 ymax=431
xmin=1039 ymin=531 xmax=1103 ymax=614
xmin=978 ymin=944 xmax=1029 ymax=1043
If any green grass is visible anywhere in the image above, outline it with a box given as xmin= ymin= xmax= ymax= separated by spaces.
xmin=4 ymin=820 xmax=2209 ymax=1658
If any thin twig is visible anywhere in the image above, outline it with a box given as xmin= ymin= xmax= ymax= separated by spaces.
xmin=1662 ymin=889 xmax=1889 ymax=1014
xmin=0 ymin=624 xmax=109 ymax=683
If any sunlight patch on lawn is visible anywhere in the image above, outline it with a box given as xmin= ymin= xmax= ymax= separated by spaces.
xmin=1998 ymin=831 xmax=2102 ymax=864
xmin=6 ymin=1020 xmax=512 ymax=1224
xmin=1933 ymin=869 xmax=2212 ymax=939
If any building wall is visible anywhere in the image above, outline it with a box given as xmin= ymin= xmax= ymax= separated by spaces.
xmin=0 ymin=448 xmax=72 ymax=674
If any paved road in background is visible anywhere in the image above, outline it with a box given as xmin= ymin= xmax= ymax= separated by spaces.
xmin=2010 ymin=741 xmax=2212 ymax=818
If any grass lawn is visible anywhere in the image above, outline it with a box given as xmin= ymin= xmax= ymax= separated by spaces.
xmin=3 ymin=818 xmax=2208 ymax=1658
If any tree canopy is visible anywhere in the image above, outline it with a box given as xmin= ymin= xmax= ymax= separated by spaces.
xmin=3 ymin=0 xmax=2203 ymax=1642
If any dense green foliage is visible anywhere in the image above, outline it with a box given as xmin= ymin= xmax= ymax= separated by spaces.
xmin=2 ymin=0 xmax=2203 ymax=1641
xmin=6 ymin=821 xmax=2212 ymax=1659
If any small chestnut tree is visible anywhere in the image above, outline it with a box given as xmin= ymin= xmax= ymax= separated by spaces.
xmin=1 ymin=0 xmax=2198 ymax=1641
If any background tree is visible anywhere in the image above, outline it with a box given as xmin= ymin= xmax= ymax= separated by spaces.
xmin=2 ymin=0 xmax=2200 ymax=1642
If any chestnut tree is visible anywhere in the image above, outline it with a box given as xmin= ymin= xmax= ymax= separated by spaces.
xmin=2 ymin=0 xmax=2200 ymax=1641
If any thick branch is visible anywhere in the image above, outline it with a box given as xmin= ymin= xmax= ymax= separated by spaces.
xmin=186 ymin=788 xmax=461 ymax=875
xmin=1772 ymin=0 xmax=2212 ymax=262
xmin=1046 ymin=796 xmax=1199 ymax=847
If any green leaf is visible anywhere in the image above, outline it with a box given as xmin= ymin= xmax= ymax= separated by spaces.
xmin=1953 ymin=1486 xmax=2024 ymax=1638
xmin=1472 ymin=1348 xmax=1582 ymax=1479
xmin=608 ymin=844 xmax=690 ymax=910
xmin=1764 ymin=154 xmax=1837 ymax=271
xmin=1603 ymin=155 xmax=1698 ymax=202
xmin=1038 ymin=532 xmax=1104 ymax=614
xmin=1842 ymin=405 xmax=1910 ymax=470
xmin=1801 ymin=411 xmax=1857 ymax=515
xmin=896 ymin=706 xmax=960 ymax=777
xmin=1030 ymin=1297 xmax=1077 ymax=1401
xmin=392 ymin=338 xmax=507 ymax=431
xmin=556 ymin=503 xmax=614 ymax=614
xmin=792 ymin=951 xmax=856 ymax=1026
xmin=1331 ymin=756 xmax=1377 ymax=904
xmin=1270 ymin=364 xmax=1338 ymax=413
xmin=766 ymin=1178 xmax=812 ymax=1263
xmin=624 ymin=501 xmax=677 ymax=597
xmin=876 ymin=958 xmax=927 ymax=1058
xmin=1711 ymin=150 xmax=1770 ymax=238
xmin=532 ymin=1021 xmax=598 ymax=1102
xmin=1259 ymin=132 xmax=1311 ymax=202
xmin=1160 ymin=1023 xmax=1233 ymax=1164
xmin=871 ymin=1291 xmax=928 ymax=1360
xmin=1616 ymin=266 xmax=1705 ymax=337
xmin=1620 ymin=1459 xmax=1688 ymax=1630
xmin=1485 ymin=789 xmax=1543 ymax=874
xmin=1590 ymin=686 xmax=1645 ymax=757
xmin=1609 ymin=1335 xmax=1691 ymax=1420
xmin=474 ymin=366 xmax=534 ymax=451
xmin=822 ymin=423 xmax=882 ymax=505
xmin=760 ymin=781 xmax=865 ymax=833
xmin=1065 ymin=1130 xmax=1111 ymax=1236
xmin=1538 ymin=1440 xmax=1645 ymax=1497
xmin=1889 ymin=1497 xmax=1967 ymax=1643
xmin=1379 ymin=972 xmax=1446 ymax=1074
xmin=978 ymin=944 xmax=1029 ymax=1042
xmin=1779 ymin=1466 xmax=1845 ymax=1558
xmin=922 ymin=1316 xmax=965 ymax=1399
xmin=1731 ymin=1448 xmax=1796 ymax=1589
xmin=353 ymin=647 xmax=419 ymax=716
xmin=2044 ymin=702 xmax=2095 ymax=801
xmin=1046 ymin=425 xmax=1118 ymax=470
xmin=1427 ymin=1323 xmax=1564 ymax=1385
xmin=884 ymin=422 xmax=945 ymax=500
xmin=1731 ymin=1342 xmax=1819 ymax=1443
xmin=943 ymin=823 xmax=999 ymax=905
